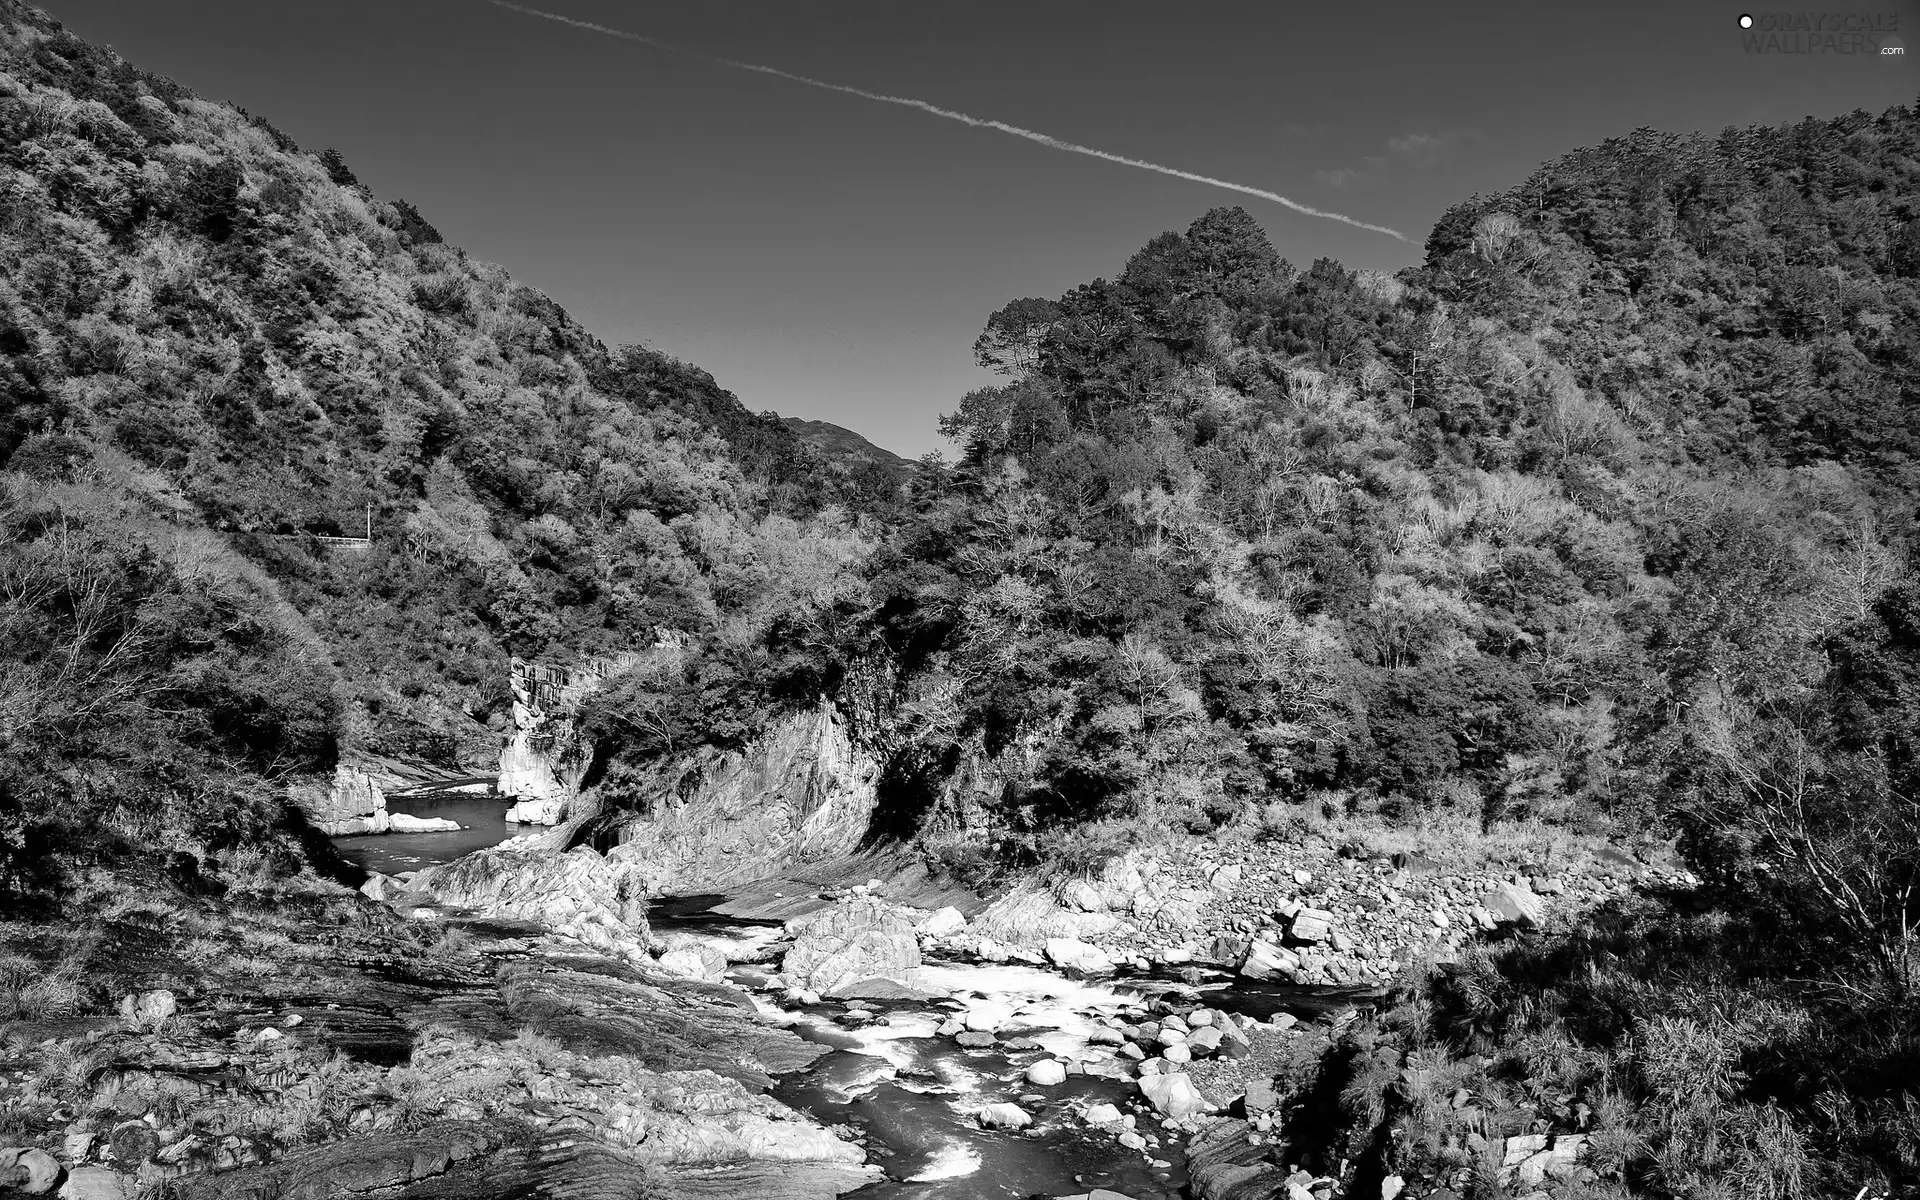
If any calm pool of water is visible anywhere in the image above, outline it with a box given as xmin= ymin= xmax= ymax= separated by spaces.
xmin=330 ymin=778 xmax=524 ymax=874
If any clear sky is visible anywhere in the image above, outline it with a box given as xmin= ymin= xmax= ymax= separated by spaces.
xmin=39 ymin=0 xmax=1920 ymax=457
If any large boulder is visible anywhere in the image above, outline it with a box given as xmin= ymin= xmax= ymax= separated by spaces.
xmin=404 ymin=846 xmax=652 ymax=960
xmin=783 ymin=897 xmax=922 ymax=996
xmin=1139 ymin=1072 xmax=1214 ymax=1119
xmin=1481 ymin=882 xmax=1545 ymax=928
xmin=1238 ymin=939 xmax=1300 ymax=981
xmin=1044 ymin=937 xmax=1116 ymax=975
xmin=917 ymin=906 xmax=967 ymax=937
xmin=1287 ymin=908 xmax=1335 ymax=943
xmin=976 ymin=1103 xmax=1032 ymax=1130
xmin=0 ymin=1147 xmax=61 ymax=1194
xmin=387 ymin=813 xmax=461 ymax=833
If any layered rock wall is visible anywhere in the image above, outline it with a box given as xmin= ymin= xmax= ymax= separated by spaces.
xmin=605 ymin=699 xmax=880 ymax=895
xmin=285 ymin=762 xmax=391 ymax=835
xmin=497 ymin=654 xmax=637 ymax=823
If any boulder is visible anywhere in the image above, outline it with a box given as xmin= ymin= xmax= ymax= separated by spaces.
xmin=1481 ymin=882 xmax=1545 ymax=928
xmin=1288 ymin=908 xmax=1335 ymax=942
xmin=1044 ymin=937 xmax=1116 ymax=975
xmin=0 ymin=1147 xmax=61 ymax=1194
xmin=783 ymin=897 xmax=922 ymax=995
xmin=1063 ymin=880 xmax=1108 ymax=912
xmin=1139 ymin=1072 xmax=1213 ymax=1119
xmin=503 ymin=796 xmax=566 ymax=825
xmin=976 ymin=1103 xmax=1032 ymax=1130
xmin=1185 ymin=1027 xmax=1223 ymax=1056
xmin=917 ymin=906 xmax=967 ymax=937
xmin=1083 ymin=1102 xmax=1124 ymax=1124
xmin=117 ymin=989 xmax=175 ymax=1031
xmin=387 ymin=813 xmax=461 ymax=833
xmin=1503 ymin=1132 xmax=1587 ymax=1186
xmin=1161 ymin=1043 xmax=1192 ymax=1064
xmin=955 ymin=1031 xmax=998 ymax=1048
xmin=655 ymin=944 xmax=728 ymax=982
xmin=1025 ymin=1059 xmax=1067 ymax=1086
xmin=57 ymin=1167 xmax=133 ymax=1200
xmin=1208 ymin=864 xmax=1243 ymax=892
xmin=404 ymin=846 xmax=653 ymax=960
xmin=1238 ymin=939 xmax=1300 ymax=981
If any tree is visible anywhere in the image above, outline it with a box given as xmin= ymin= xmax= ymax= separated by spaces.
xmin=972 ymin=297 xmax=1061 ymax=375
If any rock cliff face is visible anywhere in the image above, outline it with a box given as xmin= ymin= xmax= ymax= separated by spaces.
xmin=285 ymin=762 xmax=390 ymax=836
xmin=496 ymin=655 xmax=635 ymax=824
xmin=605 ymin=700 xmax=880 ymax=895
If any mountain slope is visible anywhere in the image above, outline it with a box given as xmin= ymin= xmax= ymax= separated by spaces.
xmin=0 ymin=0 xmax=870 ymax=771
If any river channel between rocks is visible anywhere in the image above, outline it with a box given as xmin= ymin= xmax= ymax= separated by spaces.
xmin=648 ymin=896 xmax=1366 ymax=1200
xmin=332 ymin=826 xmax=1373 ymax=1200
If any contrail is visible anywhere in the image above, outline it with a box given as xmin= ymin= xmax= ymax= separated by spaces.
xmin=487 ymin=0 xmax=1409 ymax=242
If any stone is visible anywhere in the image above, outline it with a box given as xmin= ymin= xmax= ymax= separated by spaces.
xmin=918 ymin=906 xmax=967 ymax=937
xmin=1381 ymin=1176 xmax=1405 ymax=1200
xmin=655 ymin=944 xmax=728 ymax=982
xmin=1243 ymin=1078 xmax=1280 ymax=1113
xmin=830 ymin=977 xmax=942 ymax=1001
xmin=1209 ymin=864 xmax=1243 ymax=892
xmin=0 ymin=1147 xmax=61 ymax=1194
xmin=1533 ymin=875 xmax=1565 ymax=896
xmin=955 ymin=1031 xmax=998 ymax=1048
xmin=117 ymin=989 xmax=175 ymax=1031
xmin=57 ymin=1167 xmax=133 ymax=1200
xmin=1292 ymin=869 xmax=1312 ymax=886
xmin=503 ymin=796 xmax=565 ymax=825
xmin=964 ymin=1009 xmax=1003 ymax=1033
xmin=1288 ymin=908 xmax=1335 ymax=942
xmin=1503 ymin=1133 xmax=1587 ymax=1185
xmin=1084 ymin=1102 xmax=1124 ymax=1124
xmin=1186 ymin=1008 xmax=1215 ymax=1027
xmin=105 ymin=1121 xmax=158 ymax=1166
xmin=1063 ymin=880 xmax=1108 ymax=912
xmin=783 ymin=896 xmax=923 ymax=995
xmin=1025 ymin=1059 xmax=1067 ymax=1086
xmin=1161 ymin=1043 xmax=1191 ymax=1064
xmin=1044 ymin=937 xmax=1116 ymax=974
xmin=977 ymin=1103 xmax=1032 ymax=1130
xmin=1238 ymin=939 xmax=1300 ymax=981
xmin=1139 ymin=1072 xmax=1213 ymax=1119
xmin=1481 ymin=882 xmax=1545 ymax=928
xmin=1118 ymin=1130 xmax=1148 ymax=1151
xmin=387 ymin=812 xmax=462 ymax=833
xmin=404 ymin=846 xmax=653 ymax=960
xmin=1117 ymin=1043 xmax=1146 ymax=1061
xmin=1155 ymin=1028 xmax=1187 ymax=1048
xmin=1185 ymin=1027 xmax=1223 ymax=1056
xmin=1429 ymin=909 xmax=1450 ymax=928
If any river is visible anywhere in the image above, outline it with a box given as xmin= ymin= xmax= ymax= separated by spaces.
xmin=331 ymin=812 xmax=1357 ymax=1198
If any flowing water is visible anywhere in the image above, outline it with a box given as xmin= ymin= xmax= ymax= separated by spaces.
xmin=334 ymin=815 xmax=1363 ymax=1198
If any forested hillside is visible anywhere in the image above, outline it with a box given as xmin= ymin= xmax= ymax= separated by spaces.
xmin=0 ymin=0 xmax=874 ymax=786
xmin=792 ymin=108 xmax=1920 ymax=878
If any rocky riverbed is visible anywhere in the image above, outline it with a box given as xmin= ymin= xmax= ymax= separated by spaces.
xmin=0 ymin=820 xmax=1689 ymax=1200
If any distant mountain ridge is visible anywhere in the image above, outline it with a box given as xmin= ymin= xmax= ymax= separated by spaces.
xmin=779 ymin=417 xmax=913 ymax=469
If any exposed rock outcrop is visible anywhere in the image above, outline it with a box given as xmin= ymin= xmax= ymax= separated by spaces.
xmin=402 ymin=846 xmax=653 ymax=962
xmin=781 ymin=895 xmax=921 ymax=996
xmin=606 ymin=701 xmax=880 ymax=895
xmin=497 ymin=656 xmax=635 ymax=824
xmin=286 ymin=762 xmax=390 ymax=836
